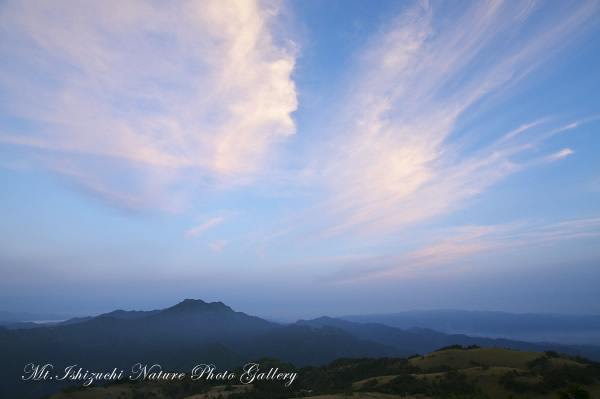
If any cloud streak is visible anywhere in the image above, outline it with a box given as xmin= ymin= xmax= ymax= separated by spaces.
xmin=327 ymin=217 xmax=600 ymax=284
xmin=547 ymin=148 xmax=574 ymax=161
xmin=263 ymin=0 xmax=598 ymax=245
xmin=185 ymin=217 xmax=225 ymax=238
xmin=1 ymin=0 xmax=598 ymax=283
xmin=0 ymin=0 xmax=297 ymax=210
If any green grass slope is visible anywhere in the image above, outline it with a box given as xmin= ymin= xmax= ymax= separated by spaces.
xmin=409 ymin=347 xmax=542 ymax=370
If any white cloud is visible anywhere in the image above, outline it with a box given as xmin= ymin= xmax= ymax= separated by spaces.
xmin=270 ymin=0 xmax=598 ymax=242
xmin=185 ymin=217 xmax=225 ymax=237
xmin=326 ymin=217 xmax=600 ymax=284
xmin=547 ymin=148 xmax=574 ymax=161
xmin=0 ymin=0 xmax=297 ymax=210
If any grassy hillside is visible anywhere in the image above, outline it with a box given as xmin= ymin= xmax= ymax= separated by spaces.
xmin=48 ymin=347 xmax=600 ymax=399
xmin=409 ymin=347 xmax=542 ymax=370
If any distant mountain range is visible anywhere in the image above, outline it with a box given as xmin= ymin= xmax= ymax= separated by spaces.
xmin=0 ymin=310 xmax=76 ymax=323
xmin=2 ymin=299 xmax=600 ymax=399
xmin=342 ymin=309 xmax=600 ymax=345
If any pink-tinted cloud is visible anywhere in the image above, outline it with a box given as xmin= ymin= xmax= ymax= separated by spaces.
xmin=0 ymin=0 xmax=297 ymax=210
xmin=185 ymin=217 xmax=225 ymax=237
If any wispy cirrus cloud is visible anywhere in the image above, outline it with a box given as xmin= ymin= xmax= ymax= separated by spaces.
xmin=546 ymin=148 xmax=574 ymax=161
xmin=0 ymin=0 xmax=297 ymax=211
xmin=327 ymin=217 xmax=600 ymax=284
xmin=185 ymin=217 xmax=225 ymax=238
xmin=1 ymin=0 xmax=597 ymax=273
xmin=261 ymin=0 xmax=598 ymax=246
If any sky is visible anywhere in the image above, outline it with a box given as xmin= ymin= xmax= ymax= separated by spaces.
xmin=1 ymin=0 xmax=599 ymax=320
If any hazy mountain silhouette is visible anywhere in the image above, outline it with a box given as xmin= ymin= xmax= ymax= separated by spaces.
xmin=238 ymin=324 xmax=406 ymax=366
xmin=342 ymin=310 xmax=600 ymax=345
xmin=297 ymin=316 xmax=600 ymax=360
xmin=0 ymin=310 xmax=73 ymax=323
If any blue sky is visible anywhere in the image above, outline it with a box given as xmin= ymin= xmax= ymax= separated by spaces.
xmin=1 ymin=0 xmax=599 ymax=320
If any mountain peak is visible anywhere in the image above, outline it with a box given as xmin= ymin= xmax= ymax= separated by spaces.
xmin=166 ymin=299 xmax=233 ymax=313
